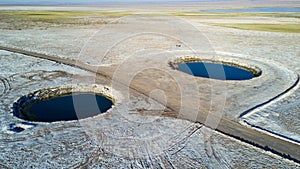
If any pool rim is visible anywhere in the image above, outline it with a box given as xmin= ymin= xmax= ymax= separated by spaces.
xmin=12 ymin=84 xmax=117 ymax=123
xmin=169 ymin=56 xmax=262 ymax=80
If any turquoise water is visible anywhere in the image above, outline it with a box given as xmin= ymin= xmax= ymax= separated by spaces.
xmin=178 ymin=62 xmax=255 ymax=80
xmin=24 ymin=93 xmax=113 ymax=122
xmin=203 ymin=7 xmax=300 ymax=13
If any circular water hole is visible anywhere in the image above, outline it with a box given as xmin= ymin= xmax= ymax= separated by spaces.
xmin=172 ymin=58 xmax=261 ymax=80
xmin=12 ymin=85 xmax=114 ymax=122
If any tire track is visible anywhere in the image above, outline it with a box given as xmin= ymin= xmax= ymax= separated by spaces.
xmin=0 ymin=76 xmax=12 ymax=97
xmin=239 ymin=73 xmax=300 ymax=118
xmin=167 ymin=123 xmax=202 ymax=156
xmin=239 ymin=73 xmax=300 ymax=145
xmin=1 ymin=46 xmax=300 ymax=163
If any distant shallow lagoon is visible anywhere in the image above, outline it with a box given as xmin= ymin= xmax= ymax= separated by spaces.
xmin=203 ymin=7 xmax=300 ymax=13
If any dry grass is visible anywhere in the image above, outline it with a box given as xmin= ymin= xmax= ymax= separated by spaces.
xmin=207 ymin=23 xmax=300 ymax=33
xmin=173 ymin=11 xmax=300 ymax=19
xmin=0 ymin=10 xmax=132 ymax=30
xmin=172 ymin=11 xmax=300 ymax=33
xmin=0 ymin=10 xmax=131 ymax=19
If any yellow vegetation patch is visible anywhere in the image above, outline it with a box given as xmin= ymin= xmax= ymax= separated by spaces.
xmin=207 ymin=23 xmax=300 ymax=33
xmin=173 ymin=11 xmax=300 ymax=19
xmin=0 ymin=10 xmax=132 ymax=19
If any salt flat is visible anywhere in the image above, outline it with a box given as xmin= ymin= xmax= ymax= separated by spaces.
xmin=0 ymin=3 xmax=300 ymax=168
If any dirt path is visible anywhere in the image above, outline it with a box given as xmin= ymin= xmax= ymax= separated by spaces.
xmin=1 ymin=45 xmax=299 ymax=163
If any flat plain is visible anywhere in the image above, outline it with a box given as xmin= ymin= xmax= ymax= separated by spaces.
xmin=0 ymin=1 xmax=300 ymax=168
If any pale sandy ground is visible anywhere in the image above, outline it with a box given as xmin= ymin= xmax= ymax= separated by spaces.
xmin=0 ymin=50 xmax=298 ymax=169
xmin=0 ymin=3 xmax=300 ymax=168
xmin=186 ymin=21 xmax=300 ymax=142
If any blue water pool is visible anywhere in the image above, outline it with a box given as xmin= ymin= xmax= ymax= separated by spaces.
xmin=178 ymin=62 xmax=256 ymax=80
xmin=21 ymin=93 xmax=113 ymax=122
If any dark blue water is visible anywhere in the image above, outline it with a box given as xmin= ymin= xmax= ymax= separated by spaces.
xmin=178 ymin=62 xmax=254 ymax=80
xmin=203 ymin=7 xmax=300 ymax=13
xmin=24 ymin=93 xmax=113 ymax=122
